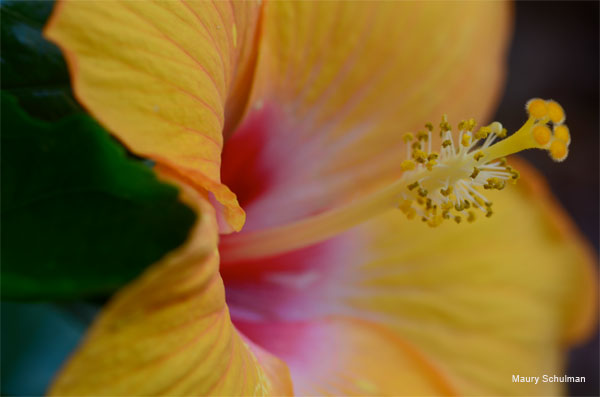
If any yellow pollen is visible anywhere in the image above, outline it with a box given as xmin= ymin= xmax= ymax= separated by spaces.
xmin=401 ymin=159 xmax=416 ymax=171
xmin=549 ymin=139 xmax=568 ymax=162
xmin=554 ymin=124 xmax=571 ymax=144
xmin=461 ymin=133 xmax=471 ymax=147
xmin=426 ymin=159 xmax=437 ymax=171
xmin=219 ymin=99 xmax=572 ymax=261
xmin=526 ymin=98 xmax=548 ymax=119
xmin=417 ymin=130 xmax=429 ymax=141
xmin=413 ymin=149 xmax=427 ymax=163
xmin=474 ymin=127 xmax=490 ymax=140
xmin=547 ymin=100 xmax=565 ymax=124
xmin=467 ymin=211 xmax=476 ymax=223
xmin=466 ymin=118 xmax=477 ymax=131
xmin=532 ymin=124 xmax=551 ymax=146
xmin=439 ymin=114 xmax=451 ymax=133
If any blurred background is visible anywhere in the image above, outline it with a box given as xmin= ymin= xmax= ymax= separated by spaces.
xmin=493 ymin=2 xmax=599 ymax=396
xmin=2 ymin=1 xmax=599 ymax=396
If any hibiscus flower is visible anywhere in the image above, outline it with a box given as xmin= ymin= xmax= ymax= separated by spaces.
xmin=44 ymin=1 xmax=596 ymax=396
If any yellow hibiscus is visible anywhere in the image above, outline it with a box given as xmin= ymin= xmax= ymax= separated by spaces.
xmin=44 ymin=1 xmax=596 ymax=396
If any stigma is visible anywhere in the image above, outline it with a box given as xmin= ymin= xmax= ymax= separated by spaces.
xmin=398 ymin=98 xmax=570 ymax=226
xmin=220 ymin=99 xmax=570 ymax=262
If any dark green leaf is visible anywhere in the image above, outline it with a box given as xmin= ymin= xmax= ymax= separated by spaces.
xmin=1 ymin=93 xmax=197 ymax=300
xmin=1 ymin=0 xmax=81 ymax=119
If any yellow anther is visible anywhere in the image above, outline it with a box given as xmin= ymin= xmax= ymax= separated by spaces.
xmin=473 ymin=151 xmax=484 ymax=161
xmin=439 ymin=114 xmax=451 ymax=133
xmin=425 ymin=198 xmax=432 ymax=209
xmin=454 ymin=216 xmax=462 ymax=224
xmin=547 ymin=100 xmax=565 ymax=124
xmin=399 ymin=201 xmax=417 ymax=220
xmin=466 ymin=118 xmax=477 ymax=131
xmin=411 ymin=141 xmax=422 ymax=150
xmin=549 ymin=139 xmax=568 ymax=162
xmin=418 ymin=187 xmax=428 ymax=197
xmin=440 ymin=186 xmax=453 ymax=197
xmin=425 ymin=122 xmax=434 ymax=131
xmin=403 ymin=132 xmax=414 ymax=143
xmin=427 ymin=152 xmax=439 ymax=160
xmin=483 ymin=177 xmax=505 ymax=190
xmin=401 ymin=159 xmax=416 ymax=171
xmin=526 ymin=98 xmax=548 ymax=119
xmin=427 ymin=215 xmax=443 ymax=228
xmin=532 ymin=124 xmax=551 ymax=146
xmin=458 ymin=119 xmax=476 ymax=132
xmin=426 ymin=160 xmax=437 ymax=171
xmin=498 ymin=128 xmax=508 ymax=138
xmin=510 ymin=169 xmax=520 ymax=181
xmin=467 ymin=211 xmax=476 ymax=223
xmin=441 ymin=201 xmax=453 ymax=210
xmin=461 ymin=133 xmax=471 ymax=147
xmin=407 ymin=181 xmax=419 ymax=190
xmin=554 ymin=124 xmax=571 ymax=145
xmin=413 ymin=149 xmax=427 ymax=163
xmin=417 ymin=130 xmax=429 ymax=141
xmin=442 ymin=140 xmax=452 ymax=148
xmin=474 ymin=127 xmax=490 ymax=140
xmin=470 ymin=167 xmax=480 ymax=179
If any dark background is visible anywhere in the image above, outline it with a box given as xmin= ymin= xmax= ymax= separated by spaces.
xmin=493 ymin=2 xmax=599 ymax=396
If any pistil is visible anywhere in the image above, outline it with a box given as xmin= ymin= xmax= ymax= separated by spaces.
xmin=220 ymin=99 xmax=570 ymax=261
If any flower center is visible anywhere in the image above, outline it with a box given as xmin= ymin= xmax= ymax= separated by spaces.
xmin=220 ymin=99 xmax=570 ymax=262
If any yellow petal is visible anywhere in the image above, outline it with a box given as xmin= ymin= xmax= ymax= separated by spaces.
xmin=49 ymin=175 xmax=292 ymax=396
xmin=44 ymin=0 xmax=261 ymax=232
xmin=238 ymin=317 xmax=456 ymax=396
xmin=338 ymin=157 xmax=597 ymax=395
xmin=226 ymin=1 xmax=511 ymax=230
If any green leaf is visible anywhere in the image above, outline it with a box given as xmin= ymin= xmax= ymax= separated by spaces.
xmin=1 ymin=93 xmax=197 ymax=300
xmin=1 ymin=0 xmax=81 ymax=120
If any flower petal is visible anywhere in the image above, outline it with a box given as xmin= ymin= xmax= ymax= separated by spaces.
xmin=237 ymin=316 xmax=456 ymax=396
xmin=44 ymin=0 xmax=262 ymax=232
xmin=49 ymin=176 xmax=292 ymax=396
xmin=222 ymin=158 xmax=596 ymax=395
xmin=222 ymin=1 xmax=512 ymax=231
